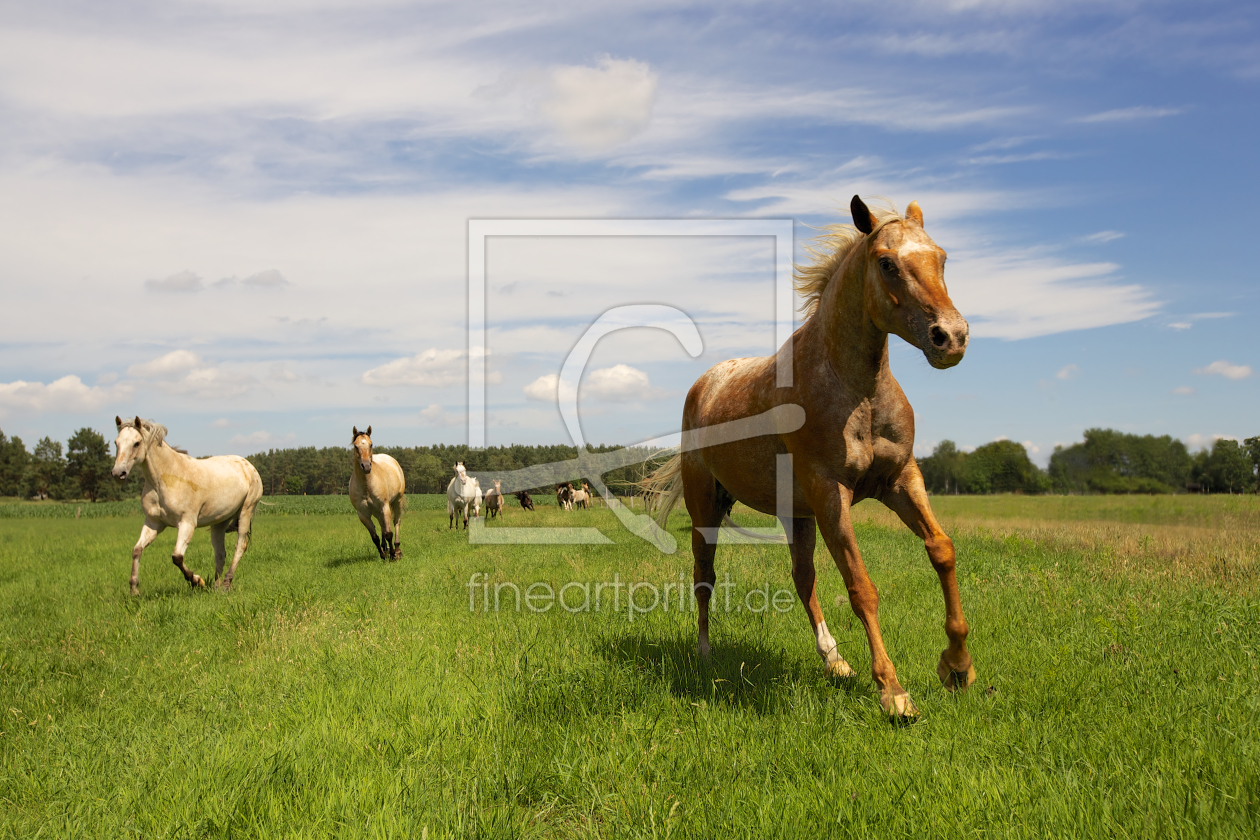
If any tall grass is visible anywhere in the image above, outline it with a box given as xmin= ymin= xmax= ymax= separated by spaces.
xmin=0 ymin=500 xmax=1257 ymax=837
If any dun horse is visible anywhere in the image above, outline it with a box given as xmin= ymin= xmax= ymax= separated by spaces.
xmin=111 ymin=416 xmax=263 ymax=593
xmin=642 ymin=196 xmax=975 ymax=720
xmin=483 ymin=479 xmax=505 ymax=520
xmin=447 ymin=462 xmax=480 ymax=529
xmin=349 ymin=426 xmax=406 ymax=560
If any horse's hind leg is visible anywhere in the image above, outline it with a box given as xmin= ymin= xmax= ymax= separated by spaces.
xmin=681 ymin=459 xmax=722 ymax=657
xmin=171 ymin=519 xmax=206 ymax=589
xmin=130 ymin=520 xmax=165 ymax=595
xmin=210 ymin=524 xmax=228 ymax=585
xmin=222 ymin=501 xmax=258 ymax=589
xmin=881 ymin=466 xmax=975 ymax=692
xmin=782 ymin=515 xmax=855 ymax=678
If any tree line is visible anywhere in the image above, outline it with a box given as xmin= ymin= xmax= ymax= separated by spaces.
xmin=5 ymin=424 xmax=1260 ymax=502
xmin=919 ymin=429 xmax=1260 ymax=495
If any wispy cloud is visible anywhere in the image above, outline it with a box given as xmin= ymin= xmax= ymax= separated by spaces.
xmin=1075 ymin=106 xmax=1182 ymax=123
xmin=1194 ymin=360 xmax=1252 ymax=380
xmin=1056 ymin=364 xmax=1080 ymax=380
xmin=145 ymin=270 xmax=203 ymax=293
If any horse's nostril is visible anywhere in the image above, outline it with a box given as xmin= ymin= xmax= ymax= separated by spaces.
xmin=930 ymin=325 xmax=949 ymax=348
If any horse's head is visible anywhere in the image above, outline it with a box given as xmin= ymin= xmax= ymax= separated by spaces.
xmin=352 ymin=425 xmax=373 ymax=473
xmin=454 ymin=461 xmax=468 ymax=483
xmin=854 ymin=196 xmax=968 ymax=369
xmin=112 ymin=415 xmax=148 ymax=481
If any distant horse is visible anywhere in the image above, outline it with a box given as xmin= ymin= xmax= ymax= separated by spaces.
xmin=515 ymin=490 xmax=535 ymax=511
xmin=348 ymin=426 xmax=406 ymax=560
xmin=571 ymin=485 xmax=590 ymax=509
xmin=483 ymin=479 xmax=505 ymax=520
xmin=111 ymin=416 xmax=262 ymax=594
xmin=447 ymin=462 xmax=480 ymax=529
xmin=642 ymin=196 xmax=975 ymax=720
xmin=555 ymin=482 xmax=573 ymax=511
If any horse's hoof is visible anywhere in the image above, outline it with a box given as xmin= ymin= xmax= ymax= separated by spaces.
xmin=937 ymin=655 xmax=976 ymax=692
xmin=882 ymin=691 xmax=919 ymax=722
xmin=191 ymin=576 xmax=206 ymax=589
xmin=826 ymin=657 xmax=856 ymax=679
xmin=130 ymin=586 xmax=140 ymax=596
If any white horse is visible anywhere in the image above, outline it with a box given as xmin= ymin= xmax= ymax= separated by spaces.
xmin=111 ymin=416 xmax=263 ymax=594
xmin=571 ymin=485 xmax=590 ymax=510
xmin=348 ymin=426 xmax=406 ymax=560
xmin=447 ymin=462 xmax=480 ymax=529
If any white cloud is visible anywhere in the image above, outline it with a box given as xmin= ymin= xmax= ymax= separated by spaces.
xmin=1168 ymin=322 xmax=1192 ymax=330
xmin=1172 ymin=386 xmax=1195 ymax=395
xmin=361 ymin=348 xmax=498 ymax=388
xmin=1075 ymin=106 xmax=1182 ymax=123
xmin=243 ymin=269 xmax=288 ymax=288
xmin=584 ymin=364 xmax=660 ymax=401
xmin=1055 ymin=363 xmax=1080 ymax=380
xmin=127 ymin=349 xmax=201 ymax=378
xmin=1194 ymin=360 xmax=1252 ymax=381
xmin=127 ymin=350 xmax=255 ymax=398
xmin=1022 ymin=440 xmax=1040 ymax=454
xmin=0 ymin=375 xmax=132 ymax=414
xmin=541 ymin=57 xmax=658 ymax=150
xmin=211 ymin=417 xmax=232 ymax=427
xmin=268 ymin=363 xmax=299 ymax=382
xmin=419 ymin=404 xmax=463 ymax=427
xmin=1185 ymin=432 xmax=1236 ymax=451
xmin=145 ymin=270 xmax=203 ymax=293
xmin=227 ymin=430 xmax=296 ymax=449
xmin=1083 ymin=230 xmax=1125 ymax=243
xmin=523 ymin=373 xmax=573 ymax=403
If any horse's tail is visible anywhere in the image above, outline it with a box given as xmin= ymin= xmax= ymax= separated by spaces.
xmin=637 ymin=448 xmax=683 ymax=528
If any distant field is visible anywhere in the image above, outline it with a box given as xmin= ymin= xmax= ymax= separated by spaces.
xmin=0 ymin=491 xmax=614 ymax=519
xmin=1 ymin=496 xmax=1257 ymax=837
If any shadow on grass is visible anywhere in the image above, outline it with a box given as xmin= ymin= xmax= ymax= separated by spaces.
xmin=324 ymin=553 xmax=384 ymax=568
xmin=509 ymin=631 xmax=869 ymax=724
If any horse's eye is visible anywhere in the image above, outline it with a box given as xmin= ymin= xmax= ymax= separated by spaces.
xmin=879 ymin=258 xmax=896 ymax=273
xmin=133 ymin=442 xmax=140 ymax=448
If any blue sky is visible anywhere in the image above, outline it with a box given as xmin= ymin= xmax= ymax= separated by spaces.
xmin=0 ymin=0 xmax=1257 ymax=463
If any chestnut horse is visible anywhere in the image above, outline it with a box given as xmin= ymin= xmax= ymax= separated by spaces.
xmin=111 ymin=416 xmax=262 ymax=593
xmin=349 ymin=426 xmax=406 ymax=560
xmin=643 ymin=196 xmax=975 ymax=720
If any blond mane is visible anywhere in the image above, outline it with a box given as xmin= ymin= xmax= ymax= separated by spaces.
xmin=138 ymin=419 xmax=187 ymax=455
xmin=794 ymin=199 xmax=904 ymax=320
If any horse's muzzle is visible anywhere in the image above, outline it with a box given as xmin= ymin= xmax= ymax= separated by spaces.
xmin=360 ymin=460 xmax=372 ymax=473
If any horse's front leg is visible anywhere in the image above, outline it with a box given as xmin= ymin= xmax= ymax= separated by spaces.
xmin=358 ymin=510 xmax=384 ymax=558
xmin=380 ymin=503 xmax=396 ymax=561
xmin=171 ymin=519 xmax=206 ymax=589
xmin=810 ymin=478 xmax=916 ymax=720
xmin=881 ymin=464 xmax=975 ymax=692
xmin=781 ymin=514 xmax=855 ymax=678
xmin=130 ymin=520 xmax=165 ymax=595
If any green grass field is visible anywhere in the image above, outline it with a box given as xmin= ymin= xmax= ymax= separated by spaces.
xmin=1 ymin=495 xmax=1257 ymax=838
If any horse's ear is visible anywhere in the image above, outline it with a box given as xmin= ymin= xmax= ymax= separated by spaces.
xmin=352 ymin=426 xmax=359 ymax=439
xmin=851 ymin=195 xmax=876 ymax=235
xmin=133 ymin=417 xmax=143 ymax=430
xmin=115 ymin=415 xmax=122 ymax=429
xmin=365 ymin=425 xmax=371 ymax=437
xmin=905 ymin=200 xmax=923 ymax=226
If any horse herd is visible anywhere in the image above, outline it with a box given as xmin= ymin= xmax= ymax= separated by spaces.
xmin=107 ymin=197 xmax=978 ymax=720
